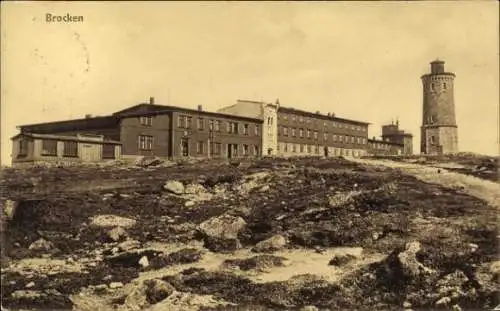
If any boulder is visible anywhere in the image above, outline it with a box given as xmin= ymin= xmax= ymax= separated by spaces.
xmin=90 ymin=215 xmax=137 ymax=228
xmin=164 ymin=181 xmax=185 ymax=194
xmin=139 ymin=256 xmax=149 ymax=268
xmin=253 ymin=235 xmax=287 ymax=252
xmin=300 ymin=306 xmax=319 ymax=311
xmin=397 ymin=241 xmax=435 ymax=277
xmin=109 ymin=282 xmax=124 ymax=289
xmin=28 ymin=238 xmax=54 ymax=252
xmin=199 ymin=215 xmax=246 ymax=240
xmin=107 ymin=227 xmax=127 ymax=242
xmin=184 ymin=183 xmax=207 ymax=195
xmin=328 ymin=253 xmax=357 ymax=266
xmin=125 ymin=279 xmax=175 ymax=310
xmin=184 ymin=201 xmax=195 ymax=207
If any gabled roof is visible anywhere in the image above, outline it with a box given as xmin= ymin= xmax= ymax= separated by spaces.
xmin=17 ymin=116 xmax=120 ymax=132
xmin=11 ymin=132 xmax=121 ymax=144
xmin=113 ymin=103 xmax=263 ymax=123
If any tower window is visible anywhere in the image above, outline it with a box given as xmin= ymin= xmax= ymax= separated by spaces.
xmin=443 ymin=83 xmax=447 ymax=89
xmin=430 ymin=136 xmax=435 ymax=144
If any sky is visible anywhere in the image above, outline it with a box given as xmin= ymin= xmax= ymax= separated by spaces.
xmin=1 ymin=1 xmax=499 ymax=165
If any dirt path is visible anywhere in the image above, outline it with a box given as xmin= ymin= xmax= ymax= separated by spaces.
xmin=351 ymin=158 xmax=500 ymax=208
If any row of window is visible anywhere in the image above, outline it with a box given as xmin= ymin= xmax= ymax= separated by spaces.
xmin=195 ymin=141 xmax=259 ymax=156
xmin=277 ymin=143 xmax=364 ymax=157
xmin=278 ymin=127 xmax=367 ymax=144
xmin=137 ymin=135 xmax=260 ymax=156
xmin=178 ymin=115 xmax=260 ymax=136
xmin=19 ymin=139 xmax=115 ymax=158
xmin=279 ymin=115 xmax=366 ymax=131
xmin=368 ymin=142 xmax=396 ymax=150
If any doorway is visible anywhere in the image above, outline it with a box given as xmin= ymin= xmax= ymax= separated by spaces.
xmin=324 ymin=146 xmax=328 ymax=157
xmin=181 ymin=138 xmax=189 ymax=157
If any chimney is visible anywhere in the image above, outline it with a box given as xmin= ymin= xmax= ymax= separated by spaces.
xmin=85 ymin=114 xmax=92 ymax=119
xmin=149 ymin=97 xmax=155 ymax=105
xmin=327 ymin=112 xmax=331 ymax=117
xmin=197 ymin=105 xmax=203 ymax=111
xmin=331 ymin=112 xmax=336 ymax=117
xmin=315 ymin=111 xmax=320 ymax=114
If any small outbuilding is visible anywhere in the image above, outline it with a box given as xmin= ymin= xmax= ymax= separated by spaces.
xmin=11 ymin=132 xmax=121 ymax=167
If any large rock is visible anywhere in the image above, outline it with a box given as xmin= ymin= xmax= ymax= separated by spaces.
xmin=253 ymin=235 xmax=287 ymax=252
xmin=199 ymin=215 xmax=247 ymax=252
xmin=28 ymin=238 xmax=54 ymax=252
xmin=199 ymin=215 xmax=246 ymax=240
xmin=184 ymin=183 xmax=207 ymax=195
xmin=125 ymin=279 xmax=175 ymax=310
xmin=397 ymin=241 xmax=435 ymax=277
xmin=164 ymin=181 xmax=185 ymax=194
xmin=107 ymin=227 xmax=127 ymax=242
xmin=90 ymin=215 xmax=137 ymax=228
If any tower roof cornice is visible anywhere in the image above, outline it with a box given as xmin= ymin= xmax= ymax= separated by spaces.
xmin=421 ymin=72 xmax=456 ymax=79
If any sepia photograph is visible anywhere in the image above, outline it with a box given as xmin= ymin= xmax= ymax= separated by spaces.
xmin=1 ymin=1 xmax=499 ymax=310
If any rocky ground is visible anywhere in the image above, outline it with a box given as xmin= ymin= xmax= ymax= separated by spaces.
xmin=1 ymin=156 xmax=499 ymax=311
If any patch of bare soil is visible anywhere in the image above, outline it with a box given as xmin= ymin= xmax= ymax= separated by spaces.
xmin=2 ymin=156 xmax=499 ymax=310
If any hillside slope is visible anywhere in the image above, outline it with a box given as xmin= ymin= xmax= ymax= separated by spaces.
xmin=1 ymin=157 xmax=499 ymax=311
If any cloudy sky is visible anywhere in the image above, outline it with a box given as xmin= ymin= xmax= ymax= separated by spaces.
xmin=1 ymin=1 xmax=498 ymax=164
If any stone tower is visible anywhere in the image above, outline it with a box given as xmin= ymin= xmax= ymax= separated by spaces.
xmin=420 ymin=59 xmax=458 ymax=155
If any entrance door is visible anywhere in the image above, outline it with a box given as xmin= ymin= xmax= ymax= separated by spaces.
xmin=227 ymin=144 xmax=233 ymax=159
xmin=181 ymin=139 xmax=189 ymax=157
xmin=324 ymin=146 xmax=328 ymax=157
xmin=81 ymin=144 xmax=98 ymax=162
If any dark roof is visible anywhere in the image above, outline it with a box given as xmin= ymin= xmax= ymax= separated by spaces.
xmin=113 ymin=103 xmax=263 ymax=123
xmin=18 ymin=116 xmax=120 ymax=132
xmin=11 ymin=132 xmax=121 ymax=145
xmin=278 ymin=106 xmax=370 ymax=125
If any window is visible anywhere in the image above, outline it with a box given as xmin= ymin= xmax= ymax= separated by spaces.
xmin=63 ymin=141 xmax=78 ymax=157
xmin=357 ymin=137 xmax=361 ymax=144
xmin=178 ymin=115 xmax=192 ymax=129
xmin=292 ymin=144 xmax=296 ymax=152
xmin=243 ymin=124 xmax=249 ymax=135
xmin=299 ymin=116 xmax=304 ymax=123
xmin=198 ymin=118 xmax=205 ymax=130
xmin=138 ymin=135 xmax=153 ymax=150
xmin=351 ymin=136 xmax=355 ymax=143
xmin=232 ymin=144 xmax=238 ymax=156
xmin=215 ymin=120 xmax=221 ymax=132
xmin=362 ymin=138 xmax=366 ymax=144
xmin=140 ymin=116 xmax=153 ymax=126
xmin=283 ymin=115 xmax=288 ymax=121
xmin=292 ymin=116 xmax=296 ymax=121
xmin=332 ymin=122 xmax=337 ymax=128
xmin=339 ymin=135 xmax=343 ymax=142
xmin=313 ymin=131 xmax=318 ymax=139
xmin=284 ymin=144 xmax=288 ymax=152
xmin=102 ymin=144 xmax=115 ymax=159
xmin=211 ymin=142 xmax=222 ymax=155
xmin=291 ymin=128 xmax=296 ymax=137
xmin=228 ymin=122 xmax=238 ymax=134
xmin=333 ymin=134 xmax=337 ymax=141
xmin=197 ymin=141 xmax=204 ymax=154
xmin=41 ymin=140 xmax=57 ymax=156
xmin=299 ymin=128 xmax=304 ymax=138
xmin=284 ymin=127 xmax=289 ymax=136
xmin=307 ymin=145 xmax=312 ymax=153
xmin=18 ymin=139 xmax=28 ymax=157
xmin=209 ymin=120 xmax=214 ymax=131
xmin=315 ymin=145 xmax=319 ymax=154
xmin=255 ymin=125 xmax=260 ymax=136
xmin=430 ymin=136 xmax=436 ymax=144
xmin=226 ymin=122 xmax=231 ymax=132
xmin=243 ymin=144 xmax=249 ymax=156
xmin=254 ymin=145 xmax=259 ymax=156
xmin=307 ymin=129 xmax=311 ymax=138
xmin=444 ymin=82 xmax=447 ymax=90
xmin=323 ymin=133 xmax=328 ymax=141
xmin=300 ymin=144 xmax=304 ymax=152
